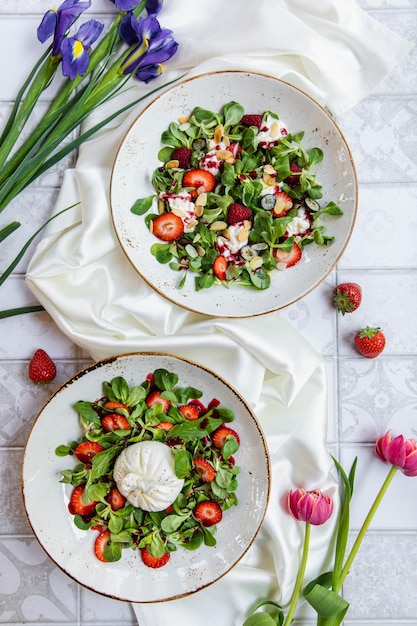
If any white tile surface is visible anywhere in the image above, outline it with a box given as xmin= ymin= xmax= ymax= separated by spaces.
xmin=0 ymin=1 xmax=416 ymax=625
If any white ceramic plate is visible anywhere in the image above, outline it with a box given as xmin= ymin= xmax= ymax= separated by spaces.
xmin=110 ymin=70 xmax=357 ymax=317
xmin=22 ymin=353 xmax=270 ymax=602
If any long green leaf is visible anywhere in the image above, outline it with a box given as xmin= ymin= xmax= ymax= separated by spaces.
xmin=0 ymin=202 xmax=79 ymax=286
xmin=0 ymin=73 xmax=186 ymax=211
xmin=304 ymin=582 xmax=349 ymax=620
xmin=0 ymin=46 xmax=52 ymax=147
xmin=331 ymin=456 xmax=357 ymax=591
xmin=0 ymin=221 xmax=20 ymax=244
xmin=0 ymin=305 xmax=44 ymax=319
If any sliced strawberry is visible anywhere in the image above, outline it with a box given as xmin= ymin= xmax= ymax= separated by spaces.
xmin=179 ymin=404 xmax=200 ymax=420
xmin=74 ymin=441 xmax=104 ymax=464
xmin=151 ymin=212 xmax=184 ymax=242
xmin=227 ymin=203 xmax=253 ymax=225
xmin=213 ymin=255 xmax=228 ymax=280
xmin=212 ymin=426 xmax=240 ymax=450
xmin=94 ymin=529 xmax=111 ymax=562
xmin=141 ymin=546 xmax=170 ymax=568
xmin=146 ymin=390 xmax=170 ymax=413
xmin=101 ymin=413 xmax=130 ymax=432
xmin=193 ymin=458 xmax=216 ymax=482
xmin=103 ymin=400 xmax=129 ymax=413
xmin=156 ymin=421 xmax=174 ymax=432
xmin=107 ymin=487 xmax=126 ymax=511
xmin=172 ymin=146 xmax=192 ymax=168
xmin=194 ymin=500 xmax=222 ymax=527
xmin=273 ymin=242 xmax=302 ymax=268
xmin=271 ymin=191 xmax=293 ymax=217
xmin=240 ymin=114 xmax=263 ymax=127
xmin=183 ymin=169 xmax=216 ymax=199
xmin=68 ymin=485 xmax=98 ymax=517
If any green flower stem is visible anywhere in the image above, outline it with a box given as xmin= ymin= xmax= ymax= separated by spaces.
xmin=335 ymin=464 xmax=398 ymax=592
xmin=0 ymin=54 xmax=59 ymax=170
xmin=283 ymin=522 xmax=311 ymax=626
xmin=0 ymin=0 xmax=147 ymax=186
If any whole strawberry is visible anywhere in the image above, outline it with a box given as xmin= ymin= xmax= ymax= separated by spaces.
xmin=354 ymin=327 xmax=386 ymax=359
xmin=28 ymin=348 xmax=57 ymax=384
xmin=333 ymin=282 xmax=362 ymax=315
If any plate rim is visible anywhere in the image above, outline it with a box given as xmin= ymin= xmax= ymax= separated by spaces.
xmin=21 ymin=351 xmax=271 ymax=602
xmin=110 ymin=69 xmax=358 ymax=317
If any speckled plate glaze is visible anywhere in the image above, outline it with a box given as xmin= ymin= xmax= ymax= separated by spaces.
xmin=22 ymin=353 xmax=270 ymax=603
xmin=110 ymin=70 xmax=357 ymax=317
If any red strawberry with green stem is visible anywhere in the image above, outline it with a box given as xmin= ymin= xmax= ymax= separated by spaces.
xmin=28 ymin=348 xmax=56 ymax=384
xmin=194 ymin=500 xmax=222 ymax=527
xmin=354 ymin=327 xmax=386 ymax=358
xmin=333 ymin=282 xmax=362 ymax=315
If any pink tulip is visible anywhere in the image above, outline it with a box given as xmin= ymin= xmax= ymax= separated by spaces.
xmin=287 ymin=488 xmax=333 ymax=525
xmin=375 ymin=431 xmax=417 ymax=477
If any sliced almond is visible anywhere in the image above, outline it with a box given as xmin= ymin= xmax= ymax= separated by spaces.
xmin=196 ymin=244 xmax=206 ymax=256
xmin=222 ymin=136 xmax=230 ymax=148
xmin=194 ymin=204 xmax=204 ymax=217
xmin=158 ymin=199 xmax=166 ymax=214
xmin=270 ymin=121 xmax=280 ymax=139
xmin=263 ymin=164 xmax=276 ymax=175
xmin=195 ymin=192 xmax=207 ymax=206
xmin=249 ymin=256 xmax=263 ymax=270
xmin=192 ymin=233 xmax=201 ymax=243
xmin=166 ymin=159 xmax=179 ymax=169
xmin=178 ymin=116 xmax=190 ymax=124
xmin=187 ymin=219 xmax=198 ymax=230
xmin=210 ymin=220 xmax=228 ymax=231
xmin=171 ymin=207 xmax=186 ymax=218
xmin=214 ymin=124 xmax=224 ymax=144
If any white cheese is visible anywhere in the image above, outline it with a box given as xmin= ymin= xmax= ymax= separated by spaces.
xmin=113 ymin=440 xmax=184 ymax=512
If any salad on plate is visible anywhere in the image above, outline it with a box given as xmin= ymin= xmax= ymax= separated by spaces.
xmin=130 ymin=100 xmax=343 ymax=291
xmin=56 ymin=368 xmax=241 ymax=568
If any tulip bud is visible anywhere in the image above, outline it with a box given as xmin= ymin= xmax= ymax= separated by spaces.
xmin=375 ymin=431 xmax=417 ymax=477
xmin=287 ymin=488 xmax=333 ymax=525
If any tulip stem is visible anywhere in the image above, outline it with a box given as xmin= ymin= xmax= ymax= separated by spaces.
xmin=283 ymin=522 xmax=311 ymax=626
xmin=336 ymin=464 xmax=398 ymax=591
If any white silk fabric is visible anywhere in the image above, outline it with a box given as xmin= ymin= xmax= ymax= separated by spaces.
xmin=25 ymin=0 xmax=412 ymax=623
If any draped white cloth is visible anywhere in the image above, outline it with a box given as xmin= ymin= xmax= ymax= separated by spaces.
xmin=25 ymin=0 xmax=412 ymax=623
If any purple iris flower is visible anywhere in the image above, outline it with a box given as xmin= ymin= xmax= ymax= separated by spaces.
xmin=61 ymin=19 xmax=104 ymax=80
xmin=119 ymin=13 xmax=178 ymax=81
xmin=37 ymin=0 xmax=91 ymax=57
xmin=108 ymin=0 xmax=162 ymax=14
